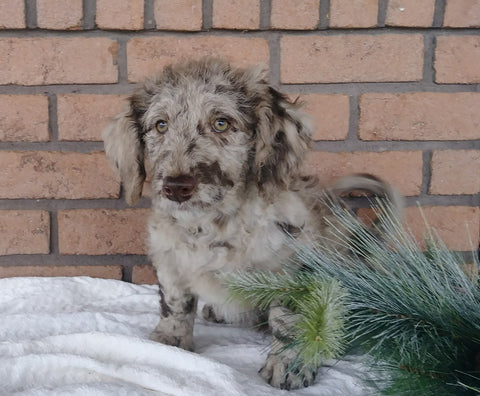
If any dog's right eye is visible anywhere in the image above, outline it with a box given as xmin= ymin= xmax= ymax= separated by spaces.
xmin=155 ymin=120 xmax=168 ymax=134
xmin=212 ymin=118 xmax=229 ymax=133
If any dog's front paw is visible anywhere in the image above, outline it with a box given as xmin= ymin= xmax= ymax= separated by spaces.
xmin=150 ymin=328 xmax=194 ymax=351
xmin=259 ymin=353 xmax=317 ymax=390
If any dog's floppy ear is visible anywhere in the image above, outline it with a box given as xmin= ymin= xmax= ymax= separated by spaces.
xmin=103 ymin=97 xmax=147 ymax=206
xmin=252 ymin=85 xmax=313 ymax=192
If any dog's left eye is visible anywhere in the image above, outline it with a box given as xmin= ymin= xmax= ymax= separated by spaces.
xmin=155 ymin=120 xmax=168 ymax=134
xmin=212 ymin=118 xmax=229 ymax=133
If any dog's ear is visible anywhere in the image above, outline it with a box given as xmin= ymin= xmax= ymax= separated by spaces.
xmin=103 ymin=96 xmax=147 ymax=206
xmin=252 ymin=86 xmax=313 ymax=192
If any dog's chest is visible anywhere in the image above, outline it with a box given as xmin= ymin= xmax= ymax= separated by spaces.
xmin=148 ymin=204 xmax=298 ymax=277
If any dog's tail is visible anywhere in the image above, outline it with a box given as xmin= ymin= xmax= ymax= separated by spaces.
xmin=332 ymin=173 xmax=404 ymax=219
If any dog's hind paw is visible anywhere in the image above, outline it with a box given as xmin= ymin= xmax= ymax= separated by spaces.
xmin=259 ymin=353 xmax=317 ymax=390
xmin=201 ymin=304 xmax=227 ymax=324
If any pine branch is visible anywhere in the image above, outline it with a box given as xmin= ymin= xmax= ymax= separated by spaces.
xmin=292 ymin=199 xmax=480 ymax=393
xmin=293 ymin=279 xmax=348 ymax=365
xmin=224 ymin=270 xmax=321 ymax=311
xmin=225 ymin=197 xmax=480 ymax=394
xmin=223 ymin=270 xmax=348 ymax=366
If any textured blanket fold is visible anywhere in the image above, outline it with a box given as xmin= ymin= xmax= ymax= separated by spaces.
xmin=0 ymin=277 xmax=366 ymax=395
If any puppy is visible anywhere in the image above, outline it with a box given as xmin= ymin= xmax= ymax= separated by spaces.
xmin=103 ymin=58 xmax=400 ymax=390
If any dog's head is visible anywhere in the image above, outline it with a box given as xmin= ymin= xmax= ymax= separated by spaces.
xmin=103 ymin=58 xmax=312 ymax=211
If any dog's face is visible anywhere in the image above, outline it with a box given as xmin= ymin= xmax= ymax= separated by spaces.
xmin=103 ymin=58 xmax=312 ymax=212
xmin=140 ymin=66 xmax=257 ymax=212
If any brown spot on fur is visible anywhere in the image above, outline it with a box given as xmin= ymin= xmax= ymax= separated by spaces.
xmin=213 ymin=213 xmax=228 ymax=230
xmin=276 ymin=222 xmax=302 ymax=238
xmin=158 ymin=285 xmax=172 ymax=318
xmin=183 ymin=295 xmax=197 ymax=314
xmin=196 ymin=161 xmax=234 ymax=188
xmin=258 ymin=130 xmax=293 ymax=188
xmin=209 ymin=241 xmax=234 ymax=250
xmin=186 ymin=140 xmax=197 ymax=154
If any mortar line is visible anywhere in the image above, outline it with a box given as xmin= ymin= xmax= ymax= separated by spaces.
xmin=421 ymin=150 xmax=433 ymax=196
xmin=116 ymin=37 xmax=129 ymax=84
xmin=3 ymin=138 xmax=480 ymax=154
xmin=47 ymin=93 xmax=58 ymax=142
xmin=202 ymin=0 xmax=213 ymax=30
xmin=49 ymin=210 xmax=59 ymax=255
xmin=0 ymin=198 xmax=151 ymax=211
xmin=144 ymin=0 xmax=156 ymax=30
xmin=0 ymin=26 xmax=479 ymax=38
xmin=318 ymin=0 xmax=330 ymax=30
xmin=433 ymin=0 xmax=446 ymax=27
xmin=377 ymin=0 xmax=388 ymax=28
xmin=268 ymin=33 xmax=281 ymax=88
xmin=259 ymin=0 xmax=271 ymax=30
xmin=25 ymin=0 xmax=37 ymax=29
xmin=1 ymin=81 xmax=478 ymax=96
xmin=423 ymin=32 xmax=436 ymax=84
xmin=0 ymin=254 xmax=148 ymax=266
xmin=122 ymin=265 xmax=133 ymax=282
xmin=347 ymin=94 xmax=360 ymax=143
xmin=83 ymin=0 xmax=96 ymax=30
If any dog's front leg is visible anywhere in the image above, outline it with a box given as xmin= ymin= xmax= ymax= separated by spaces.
xmin=259 ymin=305 xmax=317 ymax=390
xmin=150 ymin=281 xmax=198 ymax=351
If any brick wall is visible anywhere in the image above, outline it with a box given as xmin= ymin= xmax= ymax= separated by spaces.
xmin=0 ymin=0 xmax=479 ymax=284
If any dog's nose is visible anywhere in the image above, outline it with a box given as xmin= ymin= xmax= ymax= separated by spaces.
xmin=162 ymin=175 xmax=197 ymax=203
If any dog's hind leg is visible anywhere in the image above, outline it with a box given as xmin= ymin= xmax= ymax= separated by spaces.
xmin=259 ymin=305 xmax=317 ymax=390
xmin=150 ymin=282 xmax=198 ymax=351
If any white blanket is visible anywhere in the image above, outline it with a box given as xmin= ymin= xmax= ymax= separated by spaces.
xmin=0 ymin=277 xmax=368 ymax=395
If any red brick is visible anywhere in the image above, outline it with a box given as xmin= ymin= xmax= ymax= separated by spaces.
xmin=329 ymin=0 xmax=378 ymax=28
xmin=357 ymin=206 xmax=480 ymax=252
xmin=212 ymin=0 xmax=260 ymax=30
xmin=58 ymin=95 xmax=127 ymax=141
xmin=299 ymin=94 xmax=349 ymax=140
xmin=305 ymin=151 xmax=423 ymax=196
xmin=0 ymin=38 xmax=118 ymax=85
xmin=96 ymin=0 xmax=144 ymax=30
xmin=444 ymin=0 xmax=480 ymax=27
xmin=280 ymin=34 xmax=424 ymax=83
xmin=0 ymin=95 xmax=49 ymax=142
xmin=271 ymin=0 xmax=319 ymax=30
xmin=435 ymin=36 xmax=480 ymax=84
xmin=0 ymin=211 xmax=50 ymax=255
xmin=0 ymin=265 xmax=122 ymax=279
xmin=0 ymin=151 xmax=120 ymax=199
xmin=154 ymin=0 xmax=202 ymax=31
xmin=0 ymin=0 xmax=25 ymax=29
xmin=405 ymin=206 xmax=480 ymax=251
xmin=430 ymin=150 xmax=480 ymax=195
xmin=132 ymin=264 xmax=158 ymax=285
xmin=127 ymin=37 xmax=269 ymax=82
xmin=58 ymin=209 xmax=150 ymax=255
xmin=462 ymin=263 xmax=479 ymax=281
xmin=359 ymin=93 xmax=480 ymax=141
xmin=37 ymin=0 xmax=83 ymax=30
xmin=386 ymin=0 xmax=435 ymax=27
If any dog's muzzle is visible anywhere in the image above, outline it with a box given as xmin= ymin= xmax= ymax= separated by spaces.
xmin=162 ymin=175 xmax=197 ymax=203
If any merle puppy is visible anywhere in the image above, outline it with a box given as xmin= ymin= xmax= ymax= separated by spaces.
xmin=103 ymin=58 xmax=400 ymax=390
